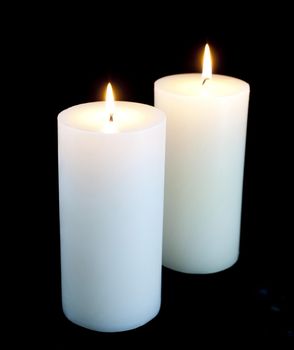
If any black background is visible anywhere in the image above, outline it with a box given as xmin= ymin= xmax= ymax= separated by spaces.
xmin=22 ymin=3 xmax=293 ymax=345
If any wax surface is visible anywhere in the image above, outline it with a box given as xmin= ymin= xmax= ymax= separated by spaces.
xmin=155 ymin=74 xmax=250 ymax=274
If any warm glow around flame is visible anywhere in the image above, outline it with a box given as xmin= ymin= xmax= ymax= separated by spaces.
xmin=106 ymin=82 xmax=115 ymax=116
xmin=202 ymin=44 xmax=212 ymax=80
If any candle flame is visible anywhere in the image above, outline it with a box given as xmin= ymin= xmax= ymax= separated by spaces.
xmin=202 ymin=44 xmax=212 ymax=81
xmin=106 ymin=82 xmax=115 ymax=117
xmin=103 ymin=82 xmax=118 ymax=133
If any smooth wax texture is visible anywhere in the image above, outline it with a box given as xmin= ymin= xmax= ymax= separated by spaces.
xmin=155 ymin=74 xmax=250 ymax=274
xmin=58 ymin=102 xmax=166 ymax=332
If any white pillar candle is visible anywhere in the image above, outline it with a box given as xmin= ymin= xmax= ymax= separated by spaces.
xmin=58 ymin=84 xmax=166 ymax=332
xmin=154 ymin=45 xmax=250 ymax=274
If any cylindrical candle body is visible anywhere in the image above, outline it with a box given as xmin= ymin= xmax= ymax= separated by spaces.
xmin=155 ymin=74 xmax=250 ymax=274
xmin=58 ymin=102 xmax=166 ymax=332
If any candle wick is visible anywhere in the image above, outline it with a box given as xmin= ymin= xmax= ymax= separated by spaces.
xmin=202 ymin=78 xmax=209 ymax=86
xmin=109 ymin=113 xmax=114 ymax=122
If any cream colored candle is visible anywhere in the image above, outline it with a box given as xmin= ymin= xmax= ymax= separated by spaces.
xmin=155 ymin=45 xmax=250 ymax=274
xmin=58 ymin=84 xmax=166 ymax=332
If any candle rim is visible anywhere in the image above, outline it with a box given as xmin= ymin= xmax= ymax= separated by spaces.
xmin=58 ymin=101 xmax=166 ymax=134
xmin=155 ymin=73 xmax=250 ymax=98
